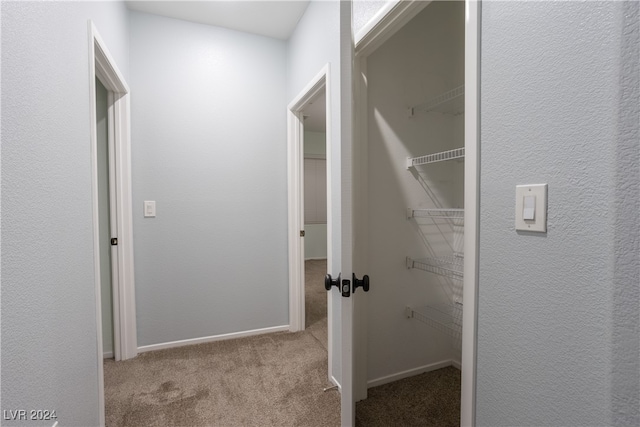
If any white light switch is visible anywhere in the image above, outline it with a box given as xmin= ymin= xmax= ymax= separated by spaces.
xmin=144 ymin=201 xmax=156 ymax=218
xmin=523 ymin=195 xmax=536 ymax=220
xmin=515 ymin=184 xmax=547 ymax=232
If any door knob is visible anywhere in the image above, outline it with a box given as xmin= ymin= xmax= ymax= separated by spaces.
xmin=324 ymin=273 xmax=341 ymax=291
xmin=353 ymin=273 xmax=370 ymax=293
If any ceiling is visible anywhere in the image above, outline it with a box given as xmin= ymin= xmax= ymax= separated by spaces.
xmin=126 ymin=1 xmax=310 ymax=40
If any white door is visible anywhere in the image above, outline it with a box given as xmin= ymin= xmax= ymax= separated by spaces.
xmin=332 ymin=2 xmax=360 ymax=424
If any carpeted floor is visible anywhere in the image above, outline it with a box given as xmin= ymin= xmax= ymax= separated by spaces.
xmin=104 ymin=259 xmax=461 ymax=426
xmin=356 ymin=366 xmax=461 ymax=427
xmin=104 ymin=260 xmax=338 ymax=427
xmin=304 ymin=259 xmax=328 ymax=350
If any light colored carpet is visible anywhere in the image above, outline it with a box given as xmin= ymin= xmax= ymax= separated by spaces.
xmin=105 ymin=260 xmax=461 ymax=426
xmin=304 ymin=259 xmax=328 ymax=350
xmin=104 ymin=260 xmax=338 ymax=427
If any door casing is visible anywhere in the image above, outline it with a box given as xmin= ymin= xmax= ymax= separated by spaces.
xmin=287 ymin=64 xmax=336 ymax=386
xmin=88 ymin=20 xmax=137 ymax=427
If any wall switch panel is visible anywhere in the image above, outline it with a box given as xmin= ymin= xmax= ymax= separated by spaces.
xmin=515 ymin=184 xmax=547 ymax=232
xmin=144 ymin=201 xmax=156 ymax=218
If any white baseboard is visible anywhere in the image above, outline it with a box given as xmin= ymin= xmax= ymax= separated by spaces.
xmin=452 ymin=359 xmax=461 ymax=370
xmin=137 ymin=325 xmax=290 ymax=353
xmin=305 ymin=257 xmax=327 ymax=261
xmin=367 ymin=359 xmax=456 ymax=388
xmin=103 ymin=351 xmax=113 ymax=359
xmin=331 ymin=375 xmax=341 ymax=390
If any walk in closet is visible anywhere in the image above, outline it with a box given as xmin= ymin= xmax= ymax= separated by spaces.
xmin=360 ymin=1 xmax=465 ymax=419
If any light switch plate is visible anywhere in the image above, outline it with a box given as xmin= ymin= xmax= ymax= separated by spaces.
xmin=515 ymin=184 xmax=547 ymax=232
xmin=144 ymin=201 xmax=156 ymax=218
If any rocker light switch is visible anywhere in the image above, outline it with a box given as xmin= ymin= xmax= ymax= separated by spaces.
xmin=144 ymin=201 xmax=156 ymax=218
xmin=523 ymin=195 xmax=535 ymax=220
xmin=516 ymin=184 xmax=547 ymax=232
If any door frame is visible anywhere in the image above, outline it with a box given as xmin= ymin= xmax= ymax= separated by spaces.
xmin=353 ymin=1 xmax=481 ymax=425
xmin=88 ymin=20 xmax=137 ymax=426
xmin=287 ymin=65 xmax=335 ymax=383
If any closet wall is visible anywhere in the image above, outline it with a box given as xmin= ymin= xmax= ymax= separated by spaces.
xmin=365 ymin=1 xmax=464 ymax=384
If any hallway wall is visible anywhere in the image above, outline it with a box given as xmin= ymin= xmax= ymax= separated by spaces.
xmin=477 ymin=2 xmax=639 ymax=425
xmin=1 ymin=2 xmax=130 ymax=425
xmin=129 ymin=11 xmax=289 ymax=347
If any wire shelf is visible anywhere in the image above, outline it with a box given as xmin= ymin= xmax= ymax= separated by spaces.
xmin=406 ymin=255 xmax=464 ymax=280
xmin=406 ymin=302 xmax=463 ymax=340
xmin=407 ymin=208 xmax=464 ymax=220
xmin=409 ymin=85 xmax=465 ymax=116
xmin=406 ymin=147 xmax=465 ymax=169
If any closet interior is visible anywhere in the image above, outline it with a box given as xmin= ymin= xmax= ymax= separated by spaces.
xmin=361 ymin=0 xmax=465 ymax=420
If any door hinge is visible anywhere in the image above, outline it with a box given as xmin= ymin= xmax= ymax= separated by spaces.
xmin=300 ymin=230 xmax=305 ymax=237
xmin=111 ymin=238 xmax=118 ymax=246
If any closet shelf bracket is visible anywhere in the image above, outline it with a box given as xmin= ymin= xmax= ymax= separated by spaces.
xmin=406 ymin=256 xmax=464 ymax=280
xmin=408 ymin=85 xmax=465 ymax=116
xmin=407 ymin=208 xmax=464 ymax=220
xmin=406 ymin=147 xmax=465 ymax=169
xmin=406 ymin=303 xmax=463 ymax=340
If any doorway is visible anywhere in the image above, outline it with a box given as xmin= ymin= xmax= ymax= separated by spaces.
xmin=89 ymin=20 xmax=138 ymax=426
xmin=301 ymin=90 xmax=328 ymax=349
xmin=287 ymin=65 xmax=338 ymax=387
xmin=95 ymin=77 xmax=116 ymax=359
xmin=353 ymin=0 xmax=480 ymax=425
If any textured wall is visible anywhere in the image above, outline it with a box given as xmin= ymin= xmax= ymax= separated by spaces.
xmin=477 ymin=1 xmax=639 ymax=426
xmin=129 ymin=11 xmax=288 ymax=347
xmin=1 ymin=1 xmax=130 ymax=425
xmin=287 ymin=0 xmax=344 ymax=383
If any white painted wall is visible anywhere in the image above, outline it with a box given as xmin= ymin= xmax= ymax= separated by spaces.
xmin=1 ymin=2 xmax=130 ymax=424
xmin=287 ymin=0 xmax=345 ymax=384
xmin=96 ymin=78 xmax=114 ymax=357
xmin=477 ymin=2 xmax=639 ymax=426
xmin=365 ymin=1 xmax=464 ymax=383
xmin=129 ymin=11 xmax=288 ymax=347
xmin=304 ymin=131 xmax=327 ymax=157
xmin=304 ymin=131 xmax=327 ymax=260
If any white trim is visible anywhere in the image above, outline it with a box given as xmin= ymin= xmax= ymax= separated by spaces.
xmin=367 ymin=360 xmax=457 ymax=388
xmin=287 ymin=65 xmax=330 ymax=330
xmin=287 ymin=63 xmax=333 ymax=386
xmin=353 ymin=56 xmax=369 ymax=403
xmin=331 ymin=375 xmax=341 ymax=390
xmin=89 ymin=20 xmax=136 ymax=427
xmin=355 ymin=0 xmax=431 ymax=58
xmin=103 ymin=351 xmax=114 ymax=359
xmin=452 ymin=359 xmax=462 ymax=370
xmin=137 ymin=325 xmax=290 ymax=353
xmin=88 ymin=28 xmax=105 ymax=427
xmin=462 ymin=1 xmax=480 ymax=426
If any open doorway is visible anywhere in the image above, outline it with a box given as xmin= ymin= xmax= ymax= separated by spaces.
xmin=89 ymin=20 xmax=138 ymax=425
xmin=287 ymin=65 xmax=338 ymax=388
xmin=95 ymin=77 xmax=117 ymax=360
xmin=300 ymin=90 xmax=328 ymax=349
